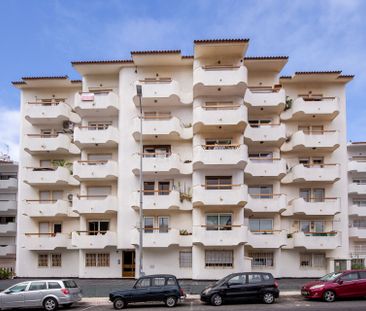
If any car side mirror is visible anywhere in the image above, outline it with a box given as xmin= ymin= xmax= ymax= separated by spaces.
xmin=4 ymin=290 xmax=11 ymax=294
xmin=337 ymin=280 xmax=343 ymax=285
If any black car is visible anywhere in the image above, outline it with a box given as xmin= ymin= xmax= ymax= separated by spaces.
xmin=200 ymin=272 xmax=279 ymax=306
xmin=109 ymin=274 xmax=185 ymax=309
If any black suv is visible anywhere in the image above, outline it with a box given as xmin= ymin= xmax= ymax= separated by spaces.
xmin=109 ymin=274 xmax=185 ymax=309
xmin=200 ymin=272 xmax=279 ymax=306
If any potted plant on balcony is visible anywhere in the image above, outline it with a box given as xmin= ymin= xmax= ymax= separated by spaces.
xmin=176 ymin=182 xmax=192 ymax=203
xmin=179 ymin=229 xmax=192 ymax=236
xmin=51 ymin=160 xmax=73 ymax=173
xmin=284 ymin=96 xmax=293 ymax=111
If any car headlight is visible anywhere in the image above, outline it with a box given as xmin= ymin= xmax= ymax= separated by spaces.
xmin=203 ymin=288 xmax=211 ymax=295
xmin=310 ymin=284 xmax=325 ymax=290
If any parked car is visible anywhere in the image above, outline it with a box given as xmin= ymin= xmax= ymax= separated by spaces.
xmin=0 ymin=279 xmax=82 ymax=310
xmin=200 ymin=272 xmax=279 ymax=306
xmin=301 ymin=270 xmax=366 ymax=302
xmin=109 ymin=274 xmax=185 ymax=309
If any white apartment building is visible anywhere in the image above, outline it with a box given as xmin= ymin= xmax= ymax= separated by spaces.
xmin=14 ymin=38 xmax=354 ymax=279
xmin=0 ymin=154 xmax=17 ymax=273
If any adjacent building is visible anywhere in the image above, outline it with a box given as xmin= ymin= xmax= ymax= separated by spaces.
xmin=13 ymin=38 xmax=354 ymax=278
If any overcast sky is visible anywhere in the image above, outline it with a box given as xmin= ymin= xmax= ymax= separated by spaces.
xmin=0 ymin=0 xmax=365 ymax=160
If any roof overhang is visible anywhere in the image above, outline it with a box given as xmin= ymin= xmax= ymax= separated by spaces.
xmin=280 ymin=71 xmax=354 ymax=84
xmin=131 ymin=50 xmax=192 ymax=66
xmin=194 ymin=38 xmax=249 ymax=59
xmin=244 ymin=56 xmax=288 ymax=72
xmin=71 ymin=60 xmax=134 ymax=75
xmin=12 ymin=76 xmax=82 ymax=89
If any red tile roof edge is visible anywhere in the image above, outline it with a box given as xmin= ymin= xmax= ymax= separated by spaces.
xmin=194 ymin=38 xmax=249 ymax=44
xmin=130 ymin=50 xmax=181 ymax=55
xmin=71 ymin=59 xmax=133 ymax=65
xmin=294 ymin=71 xmax=342 ymax=75
xmin=21 ymin=75 xmax=69 ymax=80
xmin=244 ymin=56 xmax=288 ymax=60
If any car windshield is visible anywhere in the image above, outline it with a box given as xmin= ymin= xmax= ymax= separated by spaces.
xmin=319 ymin=272 xmax=342 ymax=281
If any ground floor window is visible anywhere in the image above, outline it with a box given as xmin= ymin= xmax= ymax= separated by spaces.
xmin=38 ymin=254 xmax=48 ymax=267
xmin=85 ymin=253 xmax=110 ymax=267
xmin=51 ymin=254 xmax=62 ymax=267
xmin=300 ymin=253 xmax=326 ymax=268
xmin=351 ymin=258 xmax=365 ymax=269
xmin=179 ymin=251 xmax=192 ymax=268
xmin=205 ymin=250 xmax=233 ymax=268
xmin=38 ymin=253 xmax=62 ymax=267
xmin=249 ymin=252 xmax=274 ymax=267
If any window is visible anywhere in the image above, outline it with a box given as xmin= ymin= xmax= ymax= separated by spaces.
xmin=299 ymin=188 xmax=325 ymax=202
xmin=203 ymin=101 xmax=236 ymax=110
xmin=158 ymin=182 xmax=170 ymax=195
xmin=205 ymin=176 xmax=232 ymax=190
xmin=167 ymin=277 xmax=177 ymax=285
xmin=248 ymin=274 xmax=262 ymax=284
xmin=300 ymin=253 xmax=326 ymax=268
xmin=152 ymin=277 xmax=166 ymax=287
xmin=353 ymin=219 xmax=366 ymax=228
xmin=87 ymin=186 xmax=111 ymax=199
xmin=0 ymin=217 xmax=15 ymax=224
xmin=249 ymin=152 xmax=273 ymax=163
xmin=98 ymin=253 xmax=110 ymax=267
xmin=143 ymin=145 xmax=171 ymax=158
xmin=351 ymin=259 xmax=365 ymax=269
xmin=87 ymin=153 xmax=113 ymax=161
xmin=29 ymin=282 xmax=47 ymax=291
xmin=85 ymin=253 xmax=110 ymax=267
xmin=250 ymin=252 xmax=274 ymax=267
xmin=248 ymin=185 xmax=273 ymax=199
xmin=249 ymin=219 xmax=273 ymax=233
xmin=8 ymin=283 xmax=28 ymax=293
xmin=359 ymin=271 xmax=366 ymax=279
xmin=39 ymin=190 xmax=63 ymax=202
xmin=249 ymin=119 xmax=271 ymax=127
xmin=135 ymin=278 xmax=151 ymax=288
xmin=299 ymin=220 xmax=325 ymax=233
xmin=298 ymin=125 xmax=323 ymax=135
xmin=51 ymin=254 xmax=62 ymax=267
xmin=205 ymin=250 xmax=233 ymax=268
xmin=205 ymin=139 xmax=233 ymax=150
xmin=353 ymin=179 xmax=366 ymax=185
xmin=48 ymin=282 xmax=61 ymax=289
xmin=88 ymin=121 xmax=112 ymax=130
xmin=38 ymin=254 xmax=48 ymax=267
xmin=299 ymin=157 xmax=324 ymax=167
xmin=227 ymin=274 xmax=246 ymax=285
xmin=143 ymin=182 xmax=155 ymax=195
xmin=85 ymin=254 xmax=97 ymax=267
xmin=63 ymin=280 xmax=78 ymax=288
xmin=206 ymin=214 xmax=232 ymax=230
xmin=158 ymin=217 xmax=169 ymax=233
xmin=88 ymin=221 xmax=109 ymax=235
xmin=179 ymin=251 xmax=192 ymax=268
xmin=144 ymin=217 xmax=154 ymax=233
xmin=340 ymin=272 xmax=359 ymax=281
xmin=353 ymin=199 xmax=366 ymax=207
xmin=53 ymin=223 xmax=62 ymax=234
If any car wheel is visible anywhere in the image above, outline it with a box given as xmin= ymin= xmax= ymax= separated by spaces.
xmin=323 ymin=290 xmax=336 ymax=302
xmin=165 ymin=296 xmax=177 ymax=307
xmin=263 ymin=292 xmax=275 ymax=304
xmin=113 ymin=298 xmax=126 ymax=309
xmin=210 ymin=293 xmax=223 ymax=306
xmin=43 ymin=297 xmax=58 ymax=311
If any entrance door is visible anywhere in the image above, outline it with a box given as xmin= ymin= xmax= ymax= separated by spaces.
xmin=335 ymin=259 xmax=347 ymax=273
xmin=122 ymin=251 xmax=135 ymax=278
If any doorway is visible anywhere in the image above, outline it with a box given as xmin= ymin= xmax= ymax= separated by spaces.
xmin=334 ymin=260 xmax=347 ymax=273
xmin=122 ymin=250 xmax=135 ymax=278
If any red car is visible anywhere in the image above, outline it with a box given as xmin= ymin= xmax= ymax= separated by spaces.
xmin=301 ymin=270 xmax=366 ymax=302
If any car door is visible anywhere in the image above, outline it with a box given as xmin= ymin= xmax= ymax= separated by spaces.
xmin=23 ymin=281 xmax=48 ymax=307
xmin=222 ymin=274 xmax=247 ymax=301
xmin=131 ymin=277 xmax=151 ymax=302
xmin=1 ymin=282 xmax=28 ymax=308
xmin=335 ymin=272 xmax=360 ymax=297
xmin=149 ymin=277 xmax=167 ymax=301
xmin=243 ymin=273 xmax=264 ymax=298
xmin=357 ymin=271 xmax=366 ymax=296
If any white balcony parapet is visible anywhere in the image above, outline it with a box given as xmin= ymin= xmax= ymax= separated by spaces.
xmin=25 ymin=101 xmax=81 ymax=124
xmin=193 ymin=104 xmax=248 ymax=132
xmin=244 ymin=88 xmax=286 ymax=112
xmin=349 ymin=204 xmax=366 ymax=217
xmin=193 ymin=226 xmax=247 ymax=246
xmin=24 ymin=233 xmax=71 ymax=250
xmin=24 ymin=200 xmax=71 ymax=217
xmin=193 ymin=144 xmax=248 ymax=169
xmin=0 ymin=245 xmax=16 ymax=257
xmin=73 ymin=160 xmax=118 ymax=180
xmin=0 ymin=200 xmax=17 ymax=213
xmin=130 ymin=228 xmax=188 ymax=247
xmin=245 ymin=158 xmax=286 ymax=178
xmin=74 ymin=91 xmax=119 ymax=116
xmin=281 ymin=130 xmax=339 ymax=152
xmin=281 ymin=164 xmax=340 ymax=184
xmin=24 ymin=167 xmax=79 ymax=186
xmin=71 ymin=231 xmax=117 ymax=249
xmin=24 ymin=133 xmax=80 ymax=155
xmin=193 ymin=65 xmax=248 ymax=97
xmin=132 ymin=116 xmax=193 ymax=141
xmin=246 ymin=194 xmax=287 ymax=213
xmin=72 ymin=195 xmax=118 ymax=214
xmin=74 ymin=126 xmax=119 ymax=147
xmin=348 ymin=159 xmax=366 ymax=173
xmin=247 ymin=230 xmax=287 ymax=248
xmin=291 ymin=231 xmax=341 ymax=250
xmin=281 ymin=97 xmax=339 ymax=121
xmin=130 ymin=190 xmax=191 ymax=211
xmin=132 ymin=153 xmax=192 ymax=175
xmin=285 ymin=197 xmax=341 ymax=216
xmin=245 ymin=124 xmax=286 ymax=145
xmin=0 ymin=178 xmax=17 ymax=190
xmin=349 ymin=183 xmax=366 ymax=195
xmin=0 ymin=222 xmax=16 ymax=235
xmin=192 ymin=184 xmax=248 ymax=207
xmin=133 ymin=79 xmax=192 ymax=106
xmin=349 ymin=227 xmax=366 ymax=239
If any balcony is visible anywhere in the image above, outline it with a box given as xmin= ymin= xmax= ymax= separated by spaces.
xmin=132 ymin=116 xmax=193 ymax=141
xmin=288 ymin=198 xmax=341 ymax=216
xmin=24 ymin=233 xmax=71 ymax=250
xmin=281 ymin=164 xmax=340 ymax=184
xmin=132 ymin=153 xmax=192 ymax=176
xmin=247 ymin=230 xmax=287 ymax=248
xmin=246 ymin=194 xmax=287 ymax=213
xmin=24 ymin=167 xmax=79 ymax=186
xmin=348 ymin=159 xmax=366 ymax=173
xmin=130 ymin=228 xmax=188 ymax=247
xmin=245 ymin=158 xmax=286 ymax=179
xmin=0 ymin=222 xmax=16 ymax=235
xmin=292 ymin=231 xmax=341 ymax=250
xmin=0 ymin=245 xmax=16 ymax=257
xmin=133 ymin=79 xmax=192 ymax=106
xmin=349 ymin=204 xmax=366 ymax=217
xmin=0 ymin=200 xmax=17 ymax=213
xmin=193 ymin=226 xmax=247 ymax=246
xmin=193 ymin=104 xmax=248 ymax=133
xmin=73 ymin=160 xmax=118 ymax=181
xmin=25 ymin=101 xmax=81 ymax=124
xmin=193 ymin=144 xmax=248 ymax=169
xmin=23 ymin=200 xmax=71 ymax=217
xmin=24 ymin=133 xmax=80 ymax=155
xmin=71 ymin=231 xmax=117 ymax=249
xmin=74 ymin=91 xmax=119 ymax=116
xmin=281 ymin=130 xmax=339 ymax=152
xmin=0 ymin=178 xmax=17 ymax=190
xmin=281 ymin=97 xmax=340 ymax=121
xmin=244 ymin=124 xmax=286 ymax=146
xmin=349 ymin=183 xmax=366 ymax=195
xmin=244 ymin=87 xmax=286 ymax=113
xmin=74 ymin=126 xmax=119 ymax=147
xmin=130 ymin=190 xmax=191 ymax=211
xmin=192 ymin=184 xmax=248 ymax=207
xmin=72 ymin=195 xmax=118 ymax=214
xmin=349 ymin=227 xmax=366 ymax=240
xmin=193 ymin=65 xmax=248 ymax=97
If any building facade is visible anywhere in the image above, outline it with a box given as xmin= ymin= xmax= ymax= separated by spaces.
xmin=0 ymin=154 xmax=17 ymax=274
xmin=14 ymin=39 xmax=354 ymax=279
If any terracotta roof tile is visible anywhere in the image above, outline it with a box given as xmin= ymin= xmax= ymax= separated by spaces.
xmin=182 ymin=55 xmax=194 ymax=59
xmin=71 ymin=59 xmax=133 ymax=65
xmin=245 ymin=56 xmax=288 ymax=60
xmin=338 ymin=75 xmax=355 ymax=79
xmin=21 ymin=75 xmax=69 ymax=80
xmin=279 ymin=76 xmax=292 ymax=79
xmin=130 ymin=50 xmax=181 ymax=55
xmin=71 ymin=80 xmax=82 ymax=83
xmin=294 ymin=71 xmax=342 ymax=75
xmin=11 ymin=81 xmax=26 ymax=85
xmin=194 ymin=38 xmax=249 ymax=44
